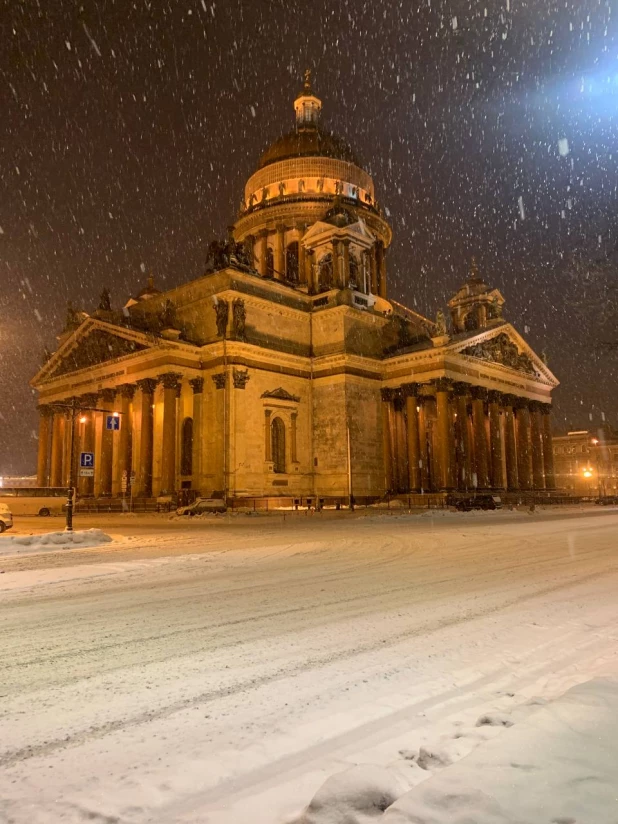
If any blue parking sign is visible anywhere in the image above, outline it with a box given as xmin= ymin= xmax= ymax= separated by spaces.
xmin=80 ymin=452 xmax=94 ymax=468
xmin=106 ymin=415 xmax=120 ymax=431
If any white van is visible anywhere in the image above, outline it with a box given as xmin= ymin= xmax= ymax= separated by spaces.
xmin=0 ymin=503 xmax=14 ymax=533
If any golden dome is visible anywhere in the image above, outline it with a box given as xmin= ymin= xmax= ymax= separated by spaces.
xmin=258 ymin=128 xmax=360 ymax=170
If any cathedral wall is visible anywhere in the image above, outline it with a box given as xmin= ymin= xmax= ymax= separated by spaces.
xmin=346 ymin=378 xmax=385 ymax=497
xmin=225 ymin=367 xmax=313 ymax=498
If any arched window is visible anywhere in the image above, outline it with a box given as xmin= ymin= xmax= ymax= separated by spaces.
xmin=318 ymin=253 xmax=333 ymax=291
xmin=181 ymin=417 xmax=193 ymax=476
xmin=464 ymin=311 xmax=478 ymax=332
xmin=271 ymin=417 xmax=286 ymax=474
xmin=265 ymin=247 xmax=275 ymax=278
xmin=349 ymin=253 xmax=360 ymax=288
xmin=286 ymin=241 xmax=299 ymax=282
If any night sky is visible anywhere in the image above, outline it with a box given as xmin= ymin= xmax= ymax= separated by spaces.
xmin=2 ymin=0 xmax=617 ymax=475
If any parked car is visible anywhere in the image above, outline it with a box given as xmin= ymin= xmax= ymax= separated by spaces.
xmin=0 ymin=503 xmax=14 ymax=532
xmin=597 ymin=495 xmax=618 ymax=505
xmin=454 ymin=495 xmax=502 ymax=512
xmin=176 ymin=497 xmax=227 ymax=516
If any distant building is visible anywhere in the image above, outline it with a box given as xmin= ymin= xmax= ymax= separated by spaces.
xmin=31 ymin=76 xmax=559 ymax=501
xmin=553 ymin=428 xmax=618 ymax=496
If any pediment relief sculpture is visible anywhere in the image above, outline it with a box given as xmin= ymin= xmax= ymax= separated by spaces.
xmin=460 ymin=333 xmax=539 ymax=376
xmin=48 ymin=330 xmax=148 ymax=378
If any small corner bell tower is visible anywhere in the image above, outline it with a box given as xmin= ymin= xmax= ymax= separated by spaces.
xmin=294 ymin=69 xmax=322 ymax=130
xmin=448 ymin=258 xmax=505 ymax=334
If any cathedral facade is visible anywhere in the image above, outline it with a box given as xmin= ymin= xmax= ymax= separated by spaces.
xmin=32 ymin=77 xmax=559 ymax=503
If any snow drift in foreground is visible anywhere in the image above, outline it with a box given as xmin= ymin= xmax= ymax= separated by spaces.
xmin=0 ymin=528 xmax=112 ymax=556
xmin=292 ymin=678 xmax=618 ymax=824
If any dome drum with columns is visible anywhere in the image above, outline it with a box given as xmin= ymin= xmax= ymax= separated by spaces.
xmin=30 ymin=76 xmax=559 ymax=505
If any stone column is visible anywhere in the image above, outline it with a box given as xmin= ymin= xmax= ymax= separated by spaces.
xmin=435 ymin=379 xmax=453 ymax=490
xmin=305 ymin=248 xmax=315 ymax=293
xmin=515 ymin=400 xmax=533 ymax=491
xmin=257 ymin=230 xmax=268 ymax=277
xmin=471 ymin=387 xmax=490 ymax=489
xmin=488 ymin=390 xmax=505 ymax=489
xmin=332 ymin=240 xmax=341 ymax=289
xmin=63 ymin=406 xmax=76 ymax=487
xmin=291 ymin=412 xmax=298 ymax=463
xmin=404 ymin=385 xmax=421 ymax=491
xmin=530 ymin=402 xmax=546 ymax=490
xmin=275 ymin=224 xmax=285 ymax=280
xmin=541 ymin=405 xmax=556 ymax=489
xmin=298 ymin=231 xmax=306 ymax=285
xmin=418 ymin=399 xmax=430 ymax=491
xmin=264 ymin=409 xmax=272 ymax=462
xmin=50 ymin=410 xmax=65 ymax=487
xmin=160 ymin=373 xmax=182 ymax=495
xmin=135 ymin=378 xmax=157 ymax=497
xmin=98 ymin=389 xmax=116 ymax=496
xmin=453 ymin=384 xmax=472 ymax=490
xmin=394 ymin=397 xmax=408 ymax=492
xmin=113 ymin=384 xmax=135 ymax=496
xmin=381 ymin=389 xmax=395 ymax=493
xmin=189 ymin=378 xmax=204 ymax=492
xmin=36 ymin=406 xmax=52 ymax=487
xmin=370 ymin=246 xmax=378 ymax=294
xmin=78 ymin=393 xmax=98 ymax=496
xmin=503 ymin=395 xmax=519 ymax=491
xmin=342 ymin=239 xmax=351 ymax=288
xmin=376 ymin=241 xmax=387 ymax=298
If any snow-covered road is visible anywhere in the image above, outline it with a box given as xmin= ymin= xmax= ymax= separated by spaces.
xmin=1 ymin=509 xmax=617 ymax=823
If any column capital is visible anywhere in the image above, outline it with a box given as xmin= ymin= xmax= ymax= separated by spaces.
xmin=501 ymin=393 xmax=518 ymax=407
xmin=257 ymin=228 xmax=269 ymax=238
xmin=99 ymin=388 xmax=116 ymax=404
xmin=233 ymin=368 xmax=250 ymax=389
xmin=434 ymin=377 xmax=454 ymax=393
xmin=118 ymin=383 xmax=137 ymax=400
xmin=540 ymin=402 xmax=553 ymax=415
xmin=159 ymin=372 xmax=182 ymax=391
xmin=136 ymin=377 xmax=158 ymax=395
xmin=513 ymin=396 xmax=531 ymax=410
xmin=529 ymin=400 xmax=545 ymax=414
xmin=381 ymin=387 xmax=395 ymax=402
xmin=400 ymin=382 xmax=420 ymax=398
xmin=470 ymin=386 xmax=488 ymax=401
xmin=189 ymin=377 xmax=204 ymax=394
xmin=487 ymin=389 xmax=503 ymax=404
xmin=212 ymin=372 xmax=226 ymax=389
xmin=80 ymin=392 xmax=100 ymax=409
xmin=38 ymin=404 xmax=54 ymax=417
xmin=452 ymin=381 xmax=472 ymax=397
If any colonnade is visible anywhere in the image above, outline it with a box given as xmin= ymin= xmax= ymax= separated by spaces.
xmin=37 ymin=372 xmax=206 ymax=498
xmin=381 ymin=380 xmax=555 ymax=494
xmin=245 ymin=227 xmax=387 ymax=297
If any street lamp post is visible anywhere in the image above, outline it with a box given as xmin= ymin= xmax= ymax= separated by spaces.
xmin=50 ymin=399 xmax=124 ymax=533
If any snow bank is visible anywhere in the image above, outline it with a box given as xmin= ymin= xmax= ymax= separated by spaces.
xmin=291 ymin=765 xmax=412 ymax=823
xmin=0 ymin=528 xmax=112 ymax=556
xmin=291 ymin=679 xmax=618 ymax=824
xmin=385 ymin=678 xmax=618 ymax=823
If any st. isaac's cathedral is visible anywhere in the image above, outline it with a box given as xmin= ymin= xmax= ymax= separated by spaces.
xmin=32 ymin=75 xmax=559 ymax=503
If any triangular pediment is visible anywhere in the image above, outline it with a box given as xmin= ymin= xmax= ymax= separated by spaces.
xmin=449 ymin=324 xmax=558 ymax=385
xmin=261 ymin=387 xmax=300 ymax=402
xmin=301 ymin=219 xmax=376 ymax=247
xmin=33 ymin=319 xmax=154 ymax=384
